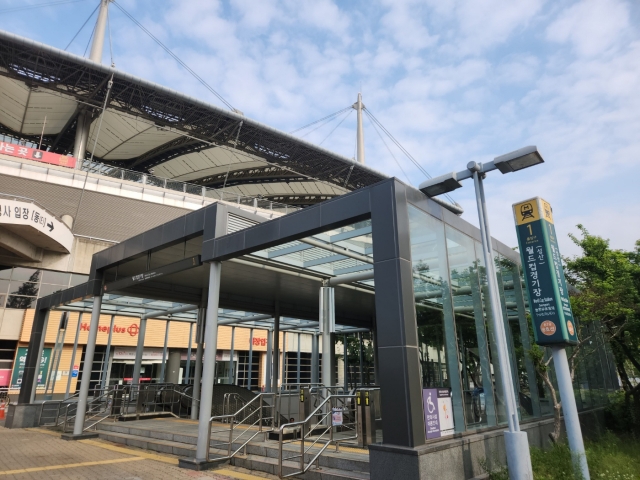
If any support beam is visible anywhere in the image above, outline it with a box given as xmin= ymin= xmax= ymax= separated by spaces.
xmin=195 ymin=262 xmax=222 ymax=461
xmin=159 ymin=321 xmax=170 ymax=383
xmin=229 ymin=326 xmax=235 ymax=385
xmin=247 ymin=328 xmax=254 ymax=390
xmin=72 ymin=295 xmax=102 ymax=435
xmin=191 ymin=308 xmax=204 ymax=419
xmin=272 ymin=307 xmax=280 ymax=393
xmin=100 ymin=315 xmax=115 ymax=389
xmin=265 ymin=329 xmax=273 ymax=393
xmin=328 ymin=269 xmax=374 ymax=286
xmin=320 ymin=286 xmax=335 ymax=389
xmin=311 ymin=332 xmax=319 ymax=385
xmin=185 ymin=322 xmax=193 ymax=385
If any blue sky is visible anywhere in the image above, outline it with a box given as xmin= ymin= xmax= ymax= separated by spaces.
xmin=2 ymin=0 xmax=640 ymax=257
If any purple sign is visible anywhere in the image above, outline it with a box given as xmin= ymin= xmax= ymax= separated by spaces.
xmin=423 ymin=388 xmax=454 ymax=439
xmin=423 ymin=389 xmax=440 ymax=439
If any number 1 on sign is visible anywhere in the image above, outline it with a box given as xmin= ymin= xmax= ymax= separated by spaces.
xmin=527 ymin=224 xmax=533 ymax=235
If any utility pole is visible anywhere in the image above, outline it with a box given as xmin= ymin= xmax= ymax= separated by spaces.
xmin=74 ymin=0 xmax=111 ymax=165
xmin=353 ymin=93 xmax=365 ymax=164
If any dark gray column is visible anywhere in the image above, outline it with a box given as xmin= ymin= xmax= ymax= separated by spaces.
xmin=370 ymin=180 xmax=426 ymax=448
xmin=196 ymin=262 xmax=222 ymax=460
xmin=191 ymin=308 xmax=204 ymax=419
xmin=296 ymin=333 xmax=301 ymax=385
xmin=73 ymin=295 xmax=103 ymax=435
xmin=359 ymin=333 xmax=364 ymax=385
xmin=281 ymin=331 xmax=287 ymax=387
xmin=343 ymin=334 xmax=348 ymax=391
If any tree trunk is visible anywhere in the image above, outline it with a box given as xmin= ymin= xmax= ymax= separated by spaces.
xmin=538 ymin=366 xmax=562 ymax=443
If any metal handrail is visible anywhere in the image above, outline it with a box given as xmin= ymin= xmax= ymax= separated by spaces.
xmin=205 ymin=392 xmax=276 ymax=462
xmin=277 ymin=394 xmax=357 ymax=478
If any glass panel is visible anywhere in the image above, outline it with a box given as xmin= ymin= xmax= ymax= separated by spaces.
xmin=6 ymin=295 xmax=36 ymax=309
xmin=41 ymin=271 xmax=70 ymax=285
xmin=445 ymin=226 xmax=497 ymax=429
xmin=0 ymin=268 xmax=11 ymax=280
xmin=9 ymin=281 xmax=39 ymax=297
xmin=0 ymin=279 xmax=9 ymax=294
xmin=10 ymin=268 xmax=41 ymax=282
xmin=409 ymin=207 xmax=465 ymax=433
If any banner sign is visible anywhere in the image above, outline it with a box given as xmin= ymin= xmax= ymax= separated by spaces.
xmin=0 ymin=142 xmax=76 ymax=168
xmin=10 ymin=347 xmax=51 ymax=390
xmin=513 ymin=197 xmax=578 ymax=346
xmin=423 ymin=388 xmax=454 ymax=439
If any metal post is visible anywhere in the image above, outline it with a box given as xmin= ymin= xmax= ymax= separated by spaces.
xmin=30 ymin=310 xmax=50 ymax=403
xmin=45 ymin=314 xmax=67 ymax=399
xmin=195 ymin=262 xmax=222 ymax=461
xmin=185 ymin=322 xmax=193 ymax=384
xmin=73 ymin=295 xmax=102 ymax=436
xmin=343 ymin=334 xmax=348 ymax=391
xmin=355 ymin=93 xmax=365 ymax=164
xmin=159 ymin=320 xmax=170 ymax=383
xmin=191 ymin=308 xmax=204 ymax=419
xmin=132 ymin=317 xmax=147 ymax=385
xmin=265 ymin=329 xmax=273 ymax=393
xmin=552 ymin=347 xmax=590 ymax=479
xmin=311 ymin=332 xmax=319 ymax=384
xmin=372 ymin=324 xmax=380 ymax=385
xmin=358 ymin=332 xmax=364 ymax=386
xmin=272 ymin=310 xmax=280 ymax=393
xmin=100 ymin=315 xmax=115 ymax=389
xmin=229 ymin=326 xmax=235 ymax=385
xmin=248 ymin=328 xmax=254 ymax=390
xmin=472 ymin=171 xmax=532 ymax=479
xmin=296 ymin=333 xmax=301 ymax=385
xmin=281 ymin=331 xmax=287 ymax=388
xmin=89 ymin=0 xmax=110 ymax=62
xmin=65 ymin=312 xmax=83 ymax=399
xmin=320 ymin=287 xmax=335 ymax=389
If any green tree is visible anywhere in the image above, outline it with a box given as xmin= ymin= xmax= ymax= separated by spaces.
xmin=564 ymin=226 xmax=640 ymax=432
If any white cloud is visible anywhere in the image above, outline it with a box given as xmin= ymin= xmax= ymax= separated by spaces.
xmin=546 ymin=0 xmax=630 ymax=57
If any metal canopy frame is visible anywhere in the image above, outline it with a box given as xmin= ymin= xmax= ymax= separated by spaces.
xmin=0 ymin=30 xmax=389 ymax=206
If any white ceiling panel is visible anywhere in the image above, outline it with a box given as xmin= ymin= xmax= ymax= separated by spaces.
xmin=226 ymin=181 xmax=346 ymax=198
xmin=22 ymin=90 xmax=76 ymax=135
xmin=86 ymin=110 xmax=180 ymax=160
xmin=0 ymin=77 xmax=29 ymax=132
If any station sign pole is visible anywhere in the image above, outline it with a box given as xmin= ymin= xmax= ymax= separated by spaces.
xmin=513 ymin=197 xmax=590 ymax=480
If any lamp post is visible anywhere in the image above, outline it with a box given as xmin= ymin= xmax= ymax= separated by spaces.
xmin=419 ymin=146 xmax=543 ymax=480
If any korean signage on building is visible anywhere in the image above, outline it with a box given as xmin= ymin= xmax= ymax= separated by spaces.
xmin=0 ymin=199 xmax=74 ymax=253
xmin=10 ymin=347 xmax=51 ymax=390
xmin=0 ymin=142 xmax=76 ymax=168
xmin=513 ymin=197 xmax=578 ymax=346
xmin=422 ymin=388 xmax=454 ymax=439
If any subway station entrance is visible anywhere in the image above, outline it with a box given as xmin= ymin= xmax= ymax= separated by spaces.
xmin=6 ymin=178 xmax=614 ymax=480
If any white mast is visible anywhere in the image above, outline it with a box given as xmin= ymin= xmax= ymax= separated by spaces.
xmin=73 ymin=0 xmax=111 ymax=164
xmin=353 ymin=92 xmax=365 ymax=165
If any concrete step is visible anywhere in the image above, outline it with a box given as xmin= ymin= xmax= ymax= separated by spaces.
xmin=96 ymin=423 xmax=369 ymax=479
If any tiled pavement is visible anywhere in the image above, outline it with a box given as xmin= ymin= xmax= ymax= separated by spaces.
xmin=0 ymin=424 xmax=278 ymax=480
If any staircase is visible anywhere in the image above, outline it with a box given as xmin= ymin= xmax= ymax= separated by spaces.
xmin=95 ymin=420 xmax=370 ymax=480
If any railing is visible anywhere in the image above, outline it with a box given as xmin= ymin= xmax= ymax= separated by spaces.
xmin=115 ymin=383 xmax=198 ymax=419
xmin=276 ymin=383 xmax=346 ymax=428
xmin=0 ymin=387 xmax=10 ymax=406
xmin=222 ymin=393 xmax=246 ymax=422
xmin=0 ymin=137 xmax=301 ymax=215
xmin=278 ymin=394 xmax=357 ymax=478
xmin=205 ymin=392 xmax=276 ymax=463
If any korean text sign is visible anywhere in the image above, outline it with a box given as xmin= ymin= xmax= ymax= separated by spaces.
xmin=513 ymin=197 xmax=578 ymax=346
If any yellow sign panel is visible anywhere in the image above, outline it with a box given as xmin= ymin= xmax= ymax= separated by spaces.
xmin=512 ymin=197 xmax=554 ymax=226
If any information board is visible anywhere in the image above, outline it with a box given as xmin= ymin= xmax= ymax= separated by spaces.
xmin=513 ymin=197 xmax=578 ymax=346
xmin=10 ymin=347 xmax=52 ymax=390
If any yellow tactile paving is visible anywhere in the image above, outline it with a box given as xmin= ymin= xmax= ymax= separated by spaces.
xmin=0 ymin=457 xmax=143 ymax=476
xmin=80 ymin=438 xmax=179 ymax=464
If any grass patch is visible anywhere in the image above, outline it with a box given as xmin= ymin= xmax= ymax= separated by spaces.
xmin=481 ymin=432 xmax=640 ymax=480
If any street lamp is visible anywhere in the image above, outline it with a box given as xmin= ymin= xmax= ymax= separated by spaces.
xmin=419 ymin=146 xmax=543 ymax=480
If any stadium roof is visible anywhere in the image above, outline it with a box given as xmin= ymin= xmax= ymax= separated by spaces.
xmin=0 ymin=29 xmax=389 ymax=207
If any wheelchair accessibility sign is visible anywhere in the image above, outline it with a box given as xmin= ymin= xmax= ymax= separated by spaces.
xmin=422 ymin=388 xmax=454 ymax=439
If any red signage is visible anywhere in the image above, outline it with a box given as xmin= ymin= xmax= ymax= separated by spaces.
xmin=252 ymin=337 xmax=267 ymax=346
xmin=0 ymin=142 xmax=77 ymax=168
xmin=80 ymin=322 xmax=139 ymax=336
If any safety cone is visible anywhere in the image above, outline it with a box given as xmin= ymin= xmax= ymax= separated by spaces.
xmin=0 ymin=400 xmax=5 ymax=420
